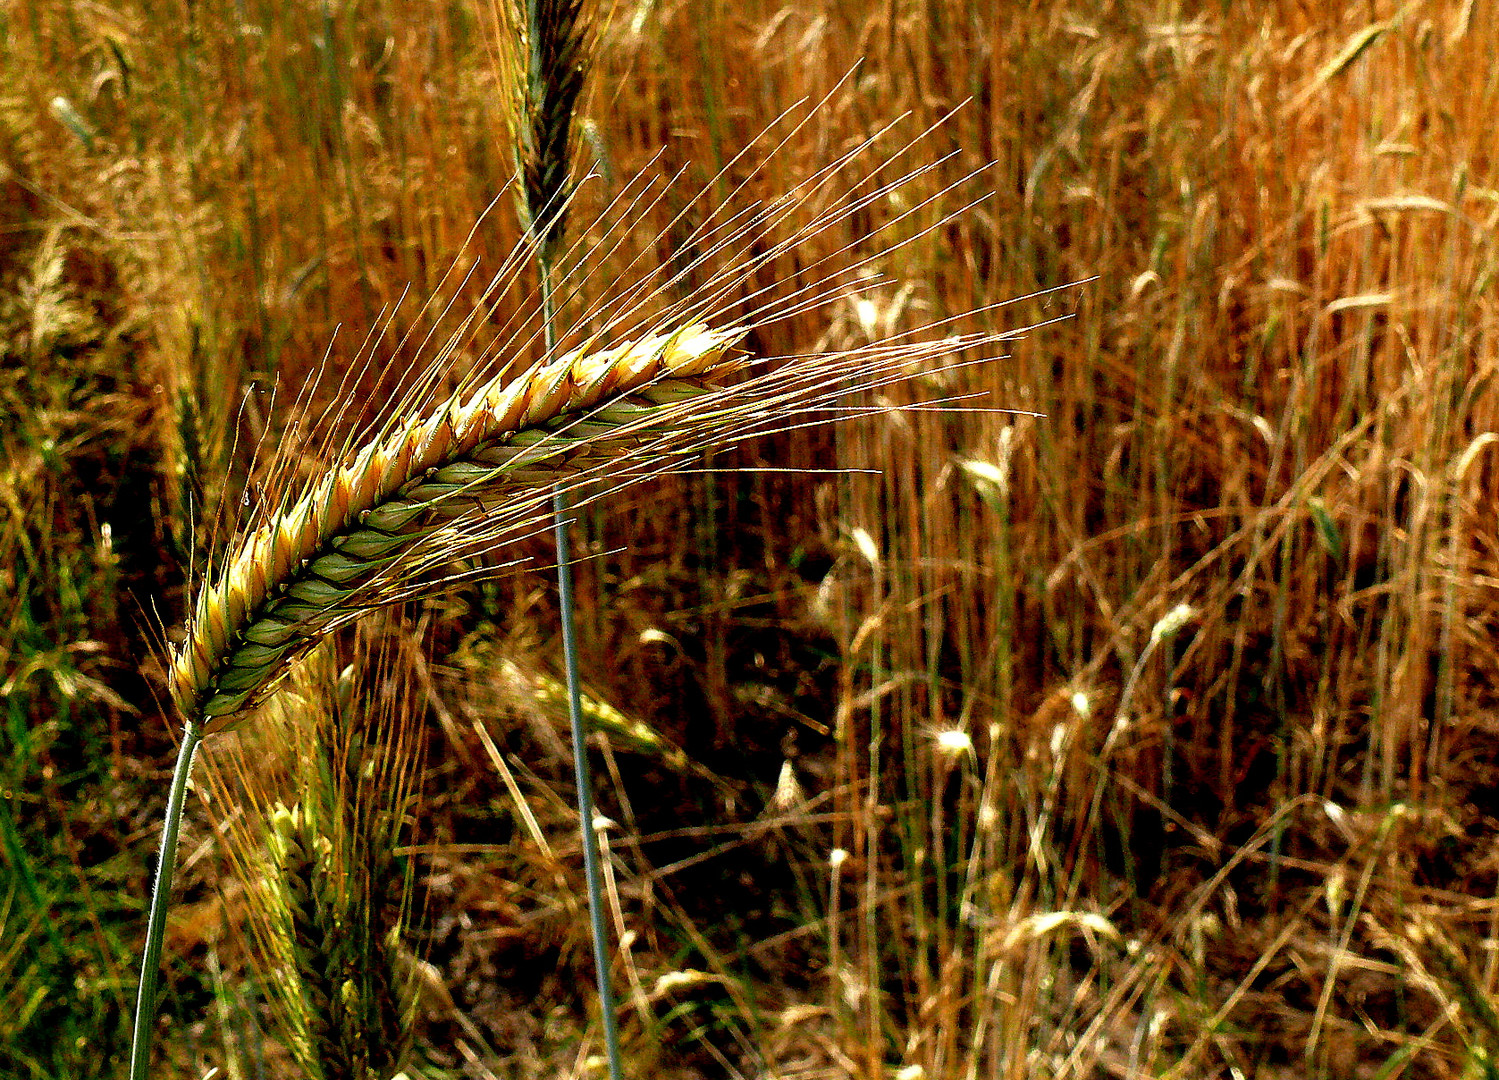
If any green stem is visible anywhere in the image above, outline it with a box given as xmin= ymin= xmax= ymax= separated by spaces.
xmin=541 ymin=265 xmax=625 ymax=1080
xmin=129 ymin=719 xmax=205 ymax=1080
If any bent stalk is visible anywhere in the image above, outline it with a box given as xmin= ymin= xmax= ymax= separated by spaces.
xmin=128 ymin=720 xmax=203 ymax=1080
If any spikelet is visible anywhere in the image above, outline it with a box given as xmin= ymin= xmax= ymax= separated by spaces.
xmin=172 ymin=323 xmax=744 ymax=731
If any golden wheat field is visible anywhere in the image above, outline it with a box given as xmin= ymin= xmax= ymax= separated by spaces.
xmin=4 ymin=0 xmax=1499 ymax=1077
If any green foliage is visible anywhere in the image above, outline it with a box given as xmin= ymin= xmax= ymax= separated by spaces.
xmin=0 ymin=227 xmax=148 ymax=1078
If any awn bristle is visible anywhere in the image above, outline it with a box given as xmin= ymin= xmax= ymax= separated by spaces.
xmin=171 ymin=324 xmax=742 ymax=731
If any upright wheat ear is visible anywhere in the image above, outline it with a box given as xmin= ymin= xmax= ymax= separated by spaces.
xmin=172 ymin=323 xmax=742 ymax=731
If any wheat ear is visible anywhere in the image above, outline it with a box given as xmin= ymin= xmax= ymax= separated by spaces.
xmin=517 ymin=0 xmax=588 ymax=263
xmin=266 ymin=795 xmax=412 ymax=1080
xmin=171 ymin=323 xmax=742 ymax=732
xmin=507 ymin=0 xmax=627 ymax=1066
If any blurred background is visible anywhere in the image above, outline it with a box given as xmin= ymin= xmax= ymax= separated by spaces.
xmin=4 ymin=0 xmax=1498 ymax=1076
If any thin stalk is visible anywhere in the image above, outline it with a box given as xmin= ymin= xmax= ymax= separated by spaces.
xmin=129 ymin=719 xmax=205 ymax=1080
xmin=541 ymin=265 xmax=625 ymax=1080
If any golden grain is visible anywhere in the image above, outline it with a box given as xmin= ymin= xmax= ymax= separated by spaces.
xmin=173 ymin=324 xmax=743 ymax=729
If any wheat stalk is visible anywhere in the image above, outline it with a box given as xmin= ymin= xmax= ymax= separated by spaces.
xmin=264 ymin=802 xmax=341 ymax=1078
xmin=136 ymin=303 xmax=1050 ymax=1074
xmin=133 ymin=94 xmax=1078 ymax=1072
xmin=171 ymin=323 xmax=743 ymax=733
xmin=503 ymin=0 xmax=620 ymax=1063
xmin=505 ymin=0 xmax=628 ymax=1064
xmin=131 ymin=322 xmax=743 ymax=1079
xmin=196 ymin=631 xmax=427 ymax=1080
xmin=167 ymin=307 xmax=1041 ymax=735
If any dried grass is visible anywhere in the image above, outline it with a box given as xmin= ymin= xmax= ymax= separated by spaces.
xmin=7 ymin=0 xmax=1499 ymax=1076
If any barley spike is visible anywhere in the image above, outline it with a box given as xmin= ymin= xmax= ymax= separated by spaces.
xmin=518 ymin=0 xmax=590 ymax=262
xmin=172 ymin=323 xmax=743 ymax=732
